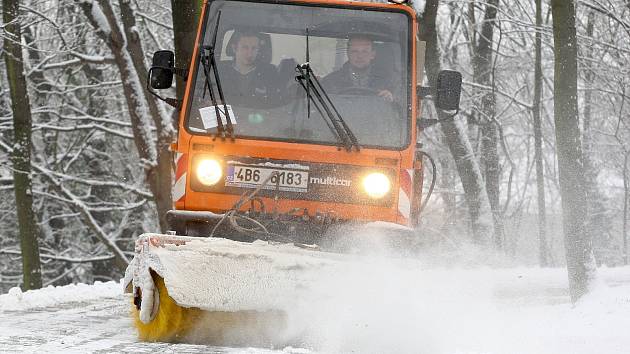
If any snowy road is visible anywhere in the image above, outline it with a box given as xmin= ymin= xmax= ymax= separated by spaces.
xmin=0 ymin=285 xmax=299 ymax=354
xmin=1 ymin=266 xmax=630 ymax=354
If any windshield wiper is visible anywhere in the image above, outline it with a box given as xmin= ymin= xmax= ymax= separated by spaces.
xmin=199 ymin=11 xmax=234 ymax=140
xmin=294 ymin=29 xmax=360 ymax=152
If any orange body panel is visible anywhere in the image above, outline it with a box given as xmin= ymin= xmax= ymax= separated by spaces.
xmin=173 ymin=0 xmax=420 ymax=227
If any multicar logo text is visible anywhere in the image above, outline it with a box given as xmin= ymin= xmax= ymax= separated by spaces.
xmin=309 ymin=176 xmax=352 ymax=187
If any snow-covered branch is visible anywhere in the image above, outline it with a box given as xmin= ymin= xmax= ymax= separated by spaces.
xmin=0 ymin=249 xmax=116 ymax=264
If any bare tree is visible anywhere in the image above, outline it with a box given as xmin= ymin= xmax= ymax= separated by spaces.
xmin=471 ymin=0 xmax=503 ymax=248
xmin=420 ymin=0 xmax=493 ymax=245
xmin=624 ymin=152 xmax=629 ymax=265
xmin=580 ymin=9 xmax=614 ymax=266
xmin=118 ymin=0 xmax=174 ymax=233
xmin=2 ymin=0 xmax=42 ymax=290
xmin=77 ymin=0 xmax=174 ymax=232
xmin=551 ymin=0 xmax=596 ymax=302
xmin=533 ymin=0 xmax=549 ymax=266
xmin=1 ymin=0 xmax=176 ymax=290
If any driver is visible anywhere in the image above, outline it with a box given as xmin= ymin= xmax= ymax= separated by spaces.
xmin=322 ymin=35 xmax=395 ymax=102
xmin=220 ymin=30 xmax=281 ymax=108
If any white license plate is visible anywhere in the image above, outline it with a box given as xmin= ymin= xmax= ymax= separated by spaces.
xmin=226 ymin=165 xmax=309 ymax=192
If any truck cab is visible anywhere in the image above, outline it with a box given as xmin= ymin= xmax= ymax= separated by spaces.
xmin=148 ymin=0 xmax=460 ymax=241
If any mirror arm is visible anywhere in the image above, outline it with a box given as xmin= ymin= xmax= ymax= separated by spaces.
xmin=164 ymin=97 xmax=182 ymax=109
xmin=146 ymin=67 xmax=182 ymax=109
xmin=418 ymin=109 xmax=459 ymax=130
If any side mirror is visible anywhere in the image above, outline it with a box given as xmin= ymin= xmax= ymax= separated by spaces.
xmin=149 ymin=50 xmax=175 ymax=89
xmin=435 ymin=70 xmax=462 ymax=111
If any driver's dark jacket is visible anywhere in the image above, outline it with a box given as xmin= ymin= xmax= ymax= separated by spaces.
xmin=321 ymin=62 xmax=395 ymax=94
xmin=219 ymin=62 xmax=283 ymax=108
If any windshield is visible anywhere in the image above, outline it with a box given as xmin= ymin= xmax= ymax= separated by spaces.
xmin=185 ymin=0 xmax=411 ymax=149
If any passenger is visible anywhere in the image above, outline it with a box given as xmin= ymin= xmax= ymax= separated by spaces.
xmin=322 ymin=35 xmax=395 ymax=102
xmin=220 ymin=31 xmax=281 ymax=108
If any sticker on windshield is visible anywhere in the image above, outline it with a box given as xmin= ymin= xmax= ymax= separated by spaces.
xmin=199 ymin=105 xmax=237 ymax=129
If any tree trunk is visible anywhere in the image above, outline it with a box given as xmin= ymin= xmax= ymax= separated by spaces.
xmin=3 ymin=0 xmax=43 ymax=290
xmin=78 ymin=0 xmax=170 ymax=236
xmin=440 ymin=151 xmax=458 ymax=234
xmin=551 ymin=0 xmax=596 ymax=302
xmin=420 ymin=0 xmax=493 ymax=245
xmin=624 ymin=152 xmax=629 ymax=265
xmin=171 ymin=0 xmax=202 ymax=103
xmin=533 ymin=0 xmax=549 ymax=266
xmin=473 ymin=0 xmax=503 ymax=248
xmin=581 ymin=11 xmax=611 ymax=266
xmin=119 ymin=0 xmax=174 ymax=232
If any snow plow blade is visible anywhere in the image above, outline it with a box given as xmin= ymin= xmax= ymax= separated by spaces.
xmin=123 ymin=233 xmax=347 ymax=345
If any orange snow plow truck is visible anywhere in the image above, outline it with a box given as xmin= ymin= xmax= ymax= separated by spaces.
xmin=124 ymin=0 xmax=461 ymax=346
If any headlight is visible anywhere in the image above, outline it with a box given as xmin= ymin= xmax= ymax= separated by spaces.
xmin=362 ymin=172 xmax=391 ymax=199
xmin=196 ymin=159 xmax=223 ymax=186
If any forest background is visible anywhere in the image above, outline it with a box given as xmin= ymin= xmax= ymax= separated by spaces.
xmin=1 ymin=0 xmax=628 ymax=301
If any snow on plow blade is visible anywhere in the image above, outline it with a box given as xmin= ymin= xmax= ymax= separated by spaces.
xmin=123 ymin=233 xmax=347 ymax=345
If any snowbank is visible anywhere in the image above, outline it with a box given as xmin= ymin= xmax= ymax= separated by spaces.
xmin=281 ymin=265 xmax=630 ymax=354
xmin=0 ymin=280 xmax=121 ymax=312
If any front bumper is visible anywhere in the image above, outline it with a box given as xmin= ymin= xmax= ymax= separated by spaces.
xmin=166 ymin=209 xmax=339 ymax=244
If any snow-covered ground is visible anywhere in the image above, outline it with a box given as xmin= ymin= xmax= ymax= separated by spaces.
xmin=1 ymin=266 xmax=629 ymax=354
xmin=0 ymin=280 xmax=304 ymax=354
